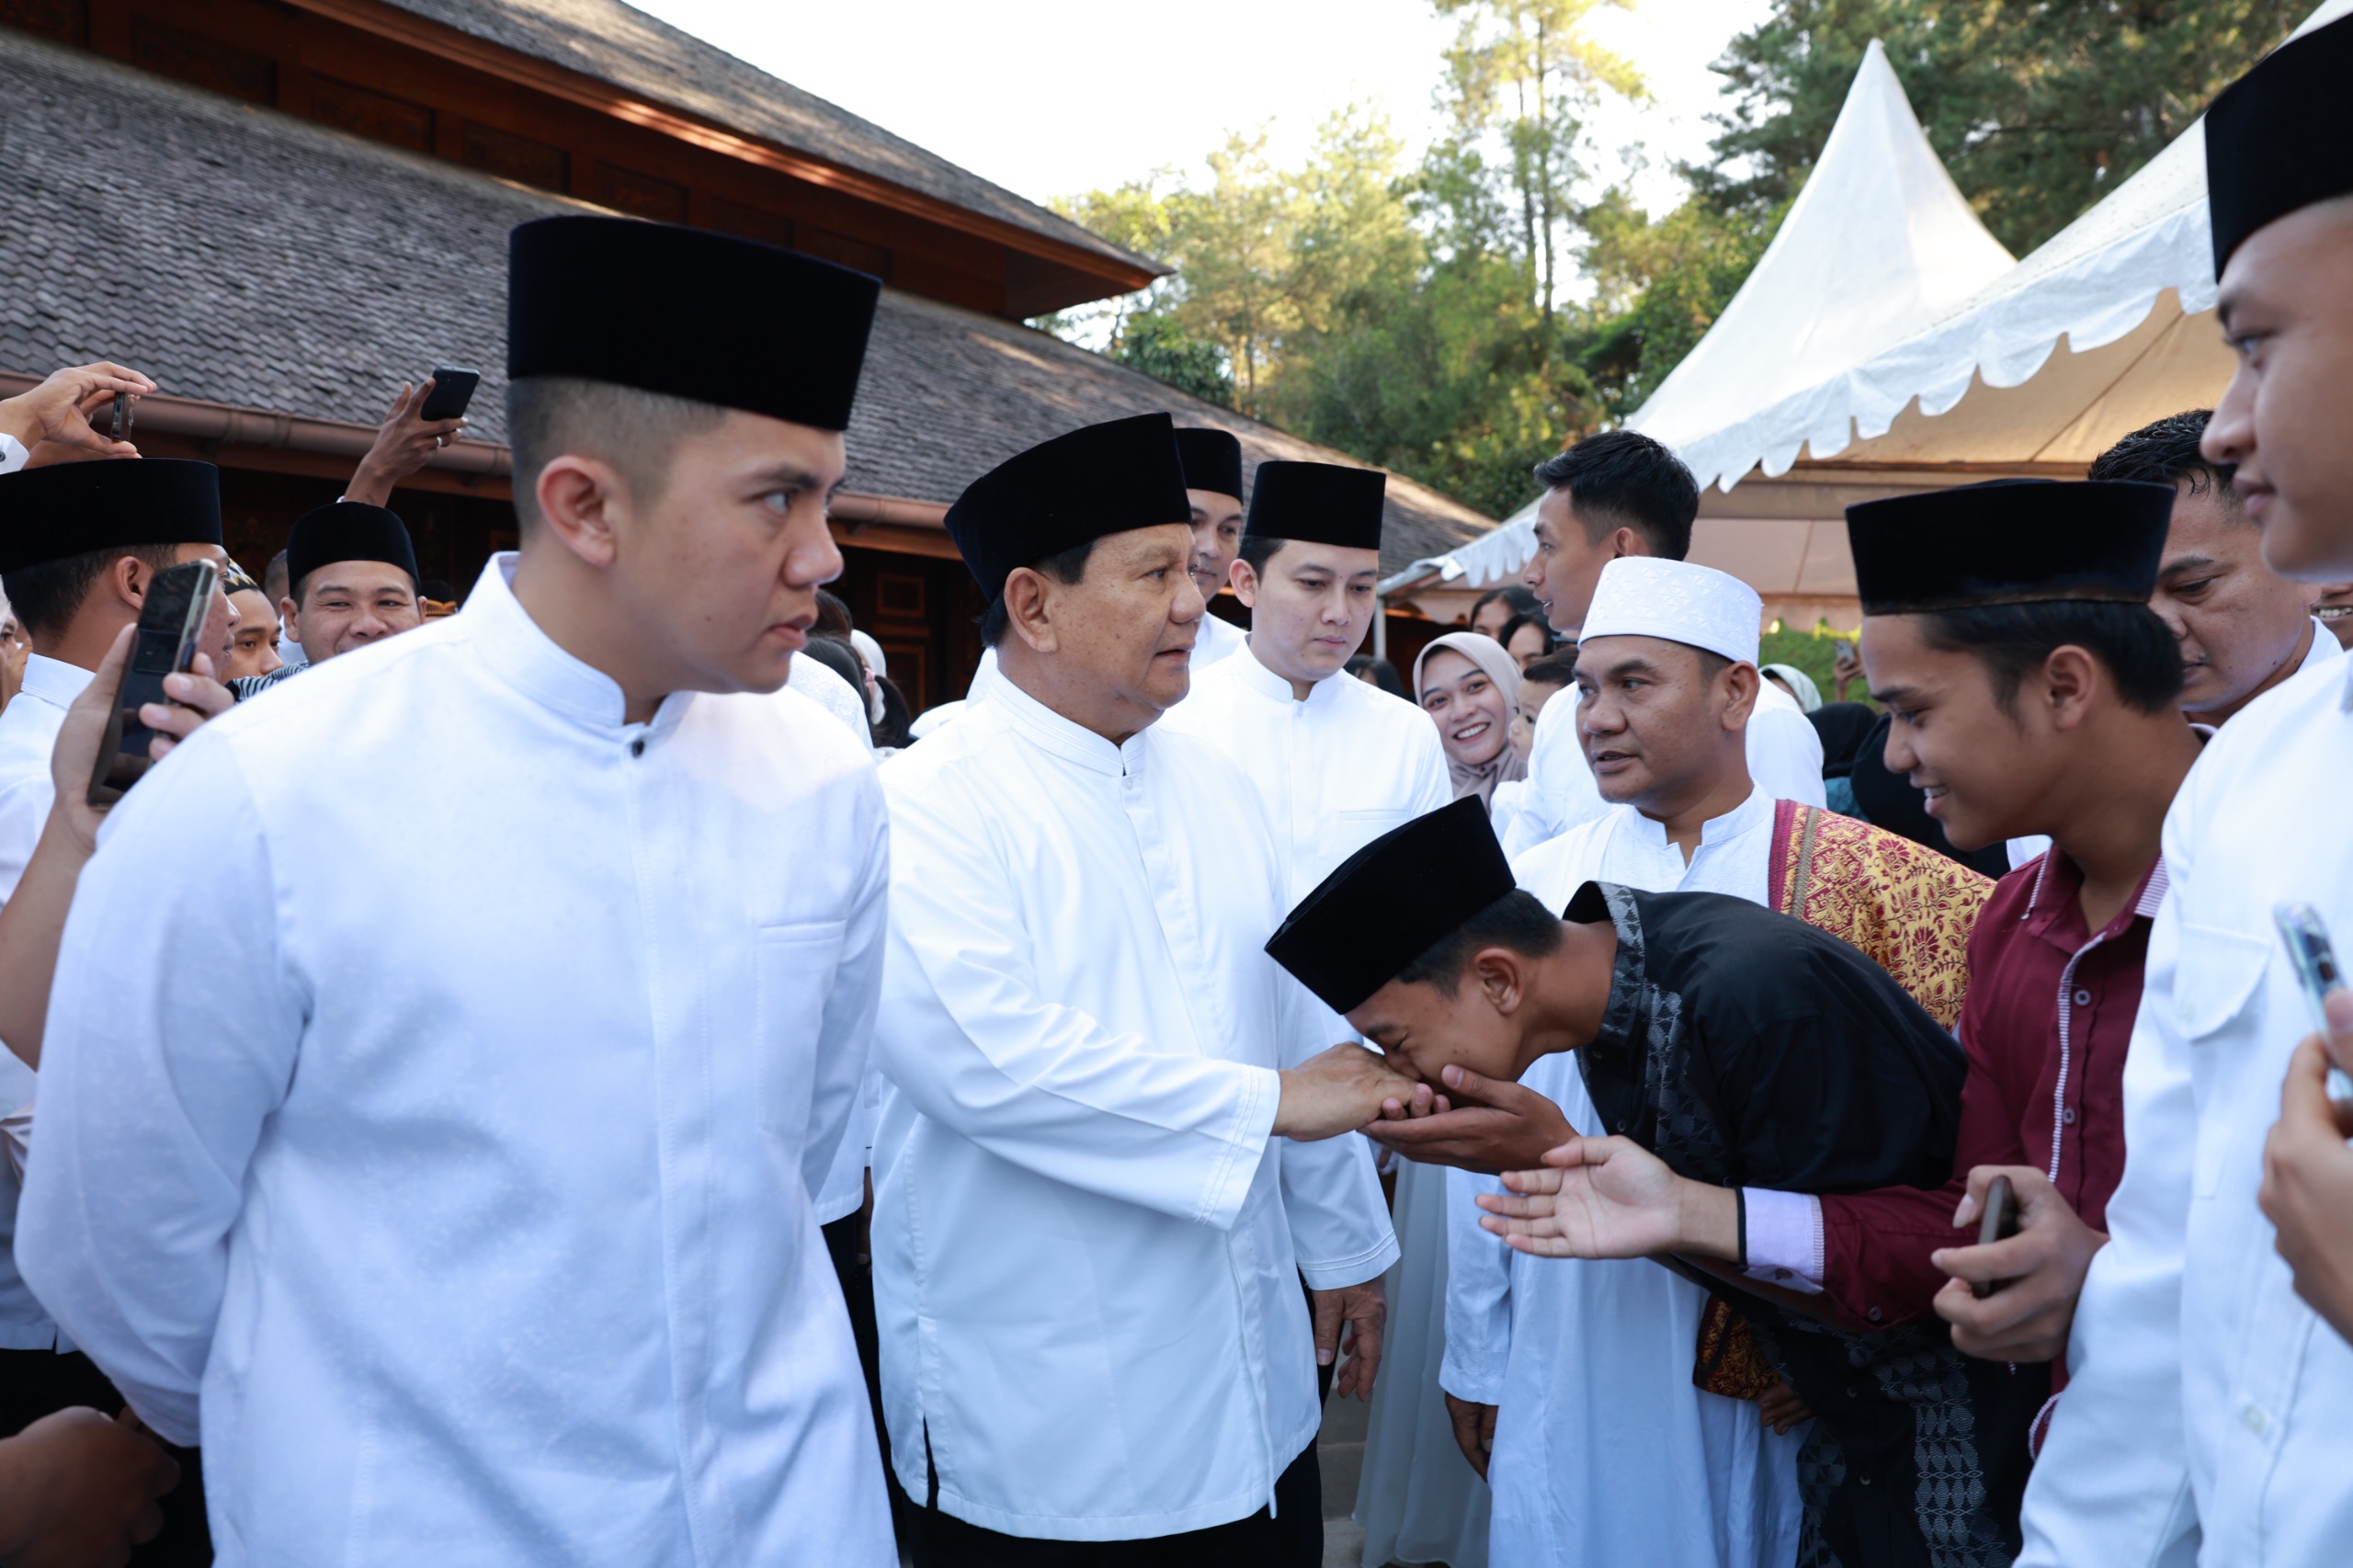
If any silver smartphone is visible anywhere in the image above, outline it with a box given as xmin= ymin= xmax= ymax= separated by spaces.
xmin=2274 ymin=903 xmax=2353 ymax=1100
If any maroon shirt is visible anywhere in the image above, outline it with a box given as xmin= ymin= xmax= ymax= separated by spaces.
xmin=1813 ymin=849 xmax=2163 ymax=1331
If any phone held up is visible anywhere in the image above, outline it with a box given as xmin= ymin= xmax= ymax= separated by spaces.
xmin=2274 ymin=903 xmax=2353 ymax=1101
xmin=1970 ymin=1175 xmax=2020 ymax=1300
xmin=87 ymin=560 xmax=218 ymax=808
xmin=417 ymin=368 xmax=480 ymax=425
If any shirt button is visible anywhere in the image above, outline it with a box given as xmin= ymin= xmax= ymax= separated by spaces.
xmin=2062 ymin=1107 xmax=2077 ymax=1125
xmin=2243 ymin=1404 xmax=2268 ymax=1436
xmin=1615 ymin=1120 xmax=1629 ymax=1133
xmin=2073 ymin=989 xmax=2092 ymax=1006
xmin=630 ymin=738 xmax=645 ymax=757
xmin=1867 ymin=1306 xmax=1883 ymax=1324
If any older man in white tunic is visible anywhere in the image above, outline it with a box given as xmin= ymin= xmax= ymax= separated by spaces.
xmin=1503 ymin=431 xmax=1822 ymax=856
xmin=17 ymin=216 xmax=899 ymax=1565
xmin=871 ymin=414 xmax=1410 ymax=1565
xmin=1404 ymin=560 xmax=1805 ymax=1568
xmin=2022 ymin=17 xmax=2353 ymax=1565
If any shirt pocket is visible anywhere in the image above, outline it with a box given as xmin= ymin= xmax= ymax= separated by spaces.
xmin=754 ymin=919 xmax=848 ymax=1142
xmin=2174 ymin=923 xmax=2272 ymax=1199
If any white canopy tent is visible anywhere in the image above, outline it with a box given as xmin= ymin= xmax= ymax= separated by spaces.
xmin=1387 ymin=1 xmax=2347 ymax=611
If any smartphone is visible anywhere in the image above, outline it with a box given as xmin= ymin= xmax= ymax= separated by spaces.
xmin=1969 ymin=1174 xmax=2019 ymax=1299
xmin=2275 ymin=903 xmax=2353 ymax=1099
xmin=417 ymin=368 xmax=480 ymax=424
xmin=111 ymin=390 xmax=132 ymax=442
xmin=87 ymin=560 xmax=218 ymax=807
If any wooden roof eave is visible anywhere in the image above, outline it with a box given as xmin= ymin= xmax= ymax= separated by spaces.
xmin=274 ymin=0 xmax=1165 ymax=305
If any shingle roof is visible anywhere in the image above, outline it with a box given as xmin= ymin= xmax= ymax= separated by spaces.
xmin=0 ymin=31 xmax=1494 ymax=575
xmin=380 ymin=0 xmax=1154 ymax=274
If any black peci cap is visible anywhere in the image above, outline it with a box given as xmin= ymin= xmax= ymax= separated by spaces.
xmin=286 ymin=502 xmax=419 ymax=593
xmin=1845 ymin=479 xmax=2175 ymax=616
xmin=1266 ymin=797 xmax=1517 ymax=1016
xmin=1173 ymin=427 xmax=1245 ymax=499
xmin=943 ymin=414 xmax=1192 ymax=595
xmin=0 ymin=459 xmax=222 ymax=576
xmin=1243 ymin=461 xmax=1386 ymax=552
xmin=507 ymin=216 xmax=881 ymax=432
xmin=2205 ymin=13 xmax=2353 ymax=278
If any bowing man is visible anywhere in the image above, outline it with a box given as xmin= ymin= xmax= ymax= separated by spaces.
xmin=17 ymin=216 xmax=899 ymax=1565
xmin=1175 ymin=426 xmax=1250 ymax=669
xmin=2025 ymin=16 xmax=2353 ymax=1564
xmin=870 ymin=414 xmax=1412 ymax=1567
xmin=1267 ymin=801 xmax=2011 ymax=1568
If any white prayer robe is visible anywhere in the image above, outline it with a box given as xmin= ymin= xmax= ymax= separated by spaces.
xmin=1193 ymin=607 xmax=1248 ymax=669
xmin=1502 ymin=676 xmax=1824 ymax=858
xmin=17 ymin=558 xmax=894 ymax=1567
xmin=1446 ymin=790 xmax=1803 ymax=1568
xmin=0 ymin=432 xmax=26 ymax=474
xmin=870 ymin=675 xmax=1397 ymax=1540
xmin=0 ymin=654 xmax=90 ymax=1351
xmin=1155 ymin=639 xmax=1453 ymax=903
xmin=2019 ymin=652 xmax=2353 ymax=1567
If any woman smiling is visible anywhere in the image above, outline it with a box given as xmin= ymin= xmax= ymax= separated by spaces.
xmin=1413 ymin=631 xmax=1527 ymax=812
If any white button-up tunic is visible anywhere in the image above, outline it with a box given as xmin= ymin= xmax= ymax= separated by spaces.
xmin=1156 ymin=641 xmax=1453 ymax=904
xmin=2020 ymin=653 xmax=2353 ymax=1568
xmin=870 ymin=675 xmax=1397 ymax=1541
xmin=17 ymin=557 xmax=895 ymax=1567
xmin=1502 ymin=676 xmax=1824 ymax=857
xmin=1447 ymin=790 xmax=1802 ymax=1568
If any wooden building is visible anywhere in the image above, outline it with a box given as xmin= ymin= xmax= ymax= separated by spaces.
xmin=0 ymin=0 xmax=1495 ymax=710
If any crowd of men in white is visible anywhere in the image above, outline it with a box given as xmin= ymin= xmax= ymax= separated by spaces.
xmin=0 ymin=17 xmax=2348 ymax=1568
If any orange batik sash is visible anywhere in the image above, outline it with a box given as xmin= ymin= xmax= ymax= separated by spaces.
xmin=1694 ymin=802 xmax=1994 ymax=1400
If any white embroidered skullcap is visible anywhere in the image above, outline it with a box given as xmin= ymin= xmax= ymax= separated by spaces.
xmin=1579 ymin=557 xmax=1762 ymax=665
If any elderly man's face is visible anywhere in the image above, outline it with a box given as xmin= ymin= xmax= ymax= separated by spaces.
xmin=2204 ymin=197 xmax=2353 ymax=581
xmin=2148 ymin=478 xmax=2314 ymax=722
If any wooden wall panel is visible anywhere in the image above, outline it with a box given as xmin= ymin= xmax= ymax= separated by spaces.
xmin=309 ymin=74 xmax=434 ymax=153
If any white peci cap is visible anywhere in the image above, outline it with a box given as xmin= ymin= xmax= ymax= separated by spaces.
xmin=1579 ymin=557 xmax=1762 ymax=665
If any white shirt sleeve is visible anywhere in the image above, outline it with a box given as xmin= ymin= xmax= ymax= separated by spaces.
xmin=876 ymin=790 xmax=1280 ymax=1232
xmin=1439 ymin=1166 xmax=1513 ymax=1404
xmin=1745 ymin=693 xmax=1826 ymax=808
xmin=17 ymin=741 xmax=301 ymax=1446
xmin=0 ymin=433 xmax=27 ymax=476
xmin=2016 ymin=828 xmax=2200 ymax=1567
xmin=1273 ymin=972 xmax=1400 ymax=1290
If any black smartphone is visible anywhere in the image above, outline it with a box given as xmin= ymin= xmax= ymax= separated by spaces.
xmin=111 ymin=390 xmax=132 ymax=443
xmin=87 ymin=560 xmax=218 ymax=807
xmin=1969 ymin=1174 xmax=2019 ymax=1300
xmin=418 ymin=368 xmax=480 ymax=424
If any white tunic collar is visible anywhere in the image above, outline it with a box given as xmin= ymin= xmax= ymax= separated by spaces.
xmin=1617 ymin=783 xmax=1772 ymax=852
xmin=981 ymin=666 xmax=1149 ymax=778
xmin=18 ymin=654 xmax=95 ymax=713
xmin=1231 ymin=638 xmax=1336 ymax=710
xmin=460 ymin=554 xmax=694 ymax=738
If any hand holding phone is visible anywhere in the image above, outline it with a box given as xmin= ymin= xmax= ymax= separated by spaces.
xmin=417 ymin=368 xmax=480 ymax=424
xmin=86 ymin=561 xmax=218 ymax=807
xmin=2274 ymin=903 xmax=2353 ymax=1098
xmin=1969 ymin=1175 xmax=2019 ymax=1299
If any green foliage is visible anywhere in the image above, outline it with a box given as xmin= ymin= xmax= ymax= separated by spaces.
xmin=1706 ymin=0 xmax=2311 ymax=255
xmin=1758 ymin=619 xmax=1864 ymax=708
xmin=1113 ymin=315 xmax=1233 ymax=407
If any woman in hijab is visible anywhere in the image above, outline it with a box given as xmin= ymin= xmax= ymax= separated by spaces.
xmin=1414 ymin=631 xmax=1527 ymax=812
xmin=1760 ymin=661 xmax=1822 ymax=712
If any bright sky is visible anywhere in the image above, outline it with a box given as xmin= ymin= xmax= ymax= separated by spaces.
xmin=631 ymin=0 xmax=1776 ymax=219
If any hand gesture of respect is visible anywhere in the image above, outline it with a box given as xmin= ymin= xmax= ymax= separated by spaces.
xmin=1475 ymin=1135 xmax=1723 ymax=1260
xmin=1361 ymin=1063 xmax=1573 ymax=1174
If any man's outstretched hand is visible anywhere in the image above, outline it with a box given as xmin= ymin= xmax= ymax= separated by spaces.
xmin=0 ymin=363 xmax=155 ymax=461
xmin=0 ymin=1406 xmax=178 ymax=1568
xmin=1475 ymin=1135 xmax=1737 ymax=1262
xmin=1310 ymin=1279 xmax=1386 ymax=1403
xmin=1361 ymin=1063 xmax=1574 ymax=1174
xmin=345 ymin=380 xmax=466 ymax=506
xmin=1273 ymin=1044 xmax=1420 ymax=1142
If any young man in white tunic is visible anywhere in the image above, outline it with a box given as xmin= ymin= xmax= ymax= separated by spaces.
xmin=0 ymin=460 xmax=234 ymax=1540
xmin=1378 ymin=559 xmax=1804 ymax=1568
xmin=1504 ymin=431 xmax=1822 ymax=857
xmin=870 ymin=413 xmax=1413 ymax=1566
xmin=1154 ymin=459 xmax=1461 ymax=1562
xmin=16 ymin=215 xmax=900 ymax=1566
xmin=1176 ymin=426 xmax=1250 ymax=670
xmin=2020 ymin=17 xmax=2353 ymax=1565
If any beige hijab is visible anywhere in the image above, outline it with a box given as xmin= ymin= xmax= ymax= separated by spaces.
xmin=1414 ymin=631 xmax=1529 ymax=811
